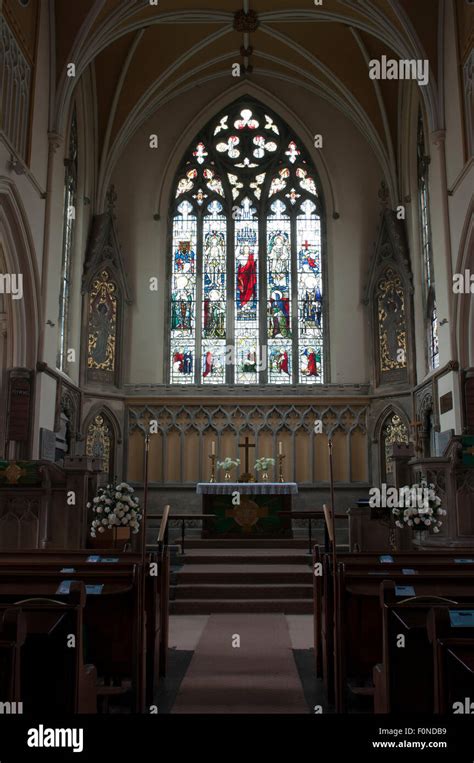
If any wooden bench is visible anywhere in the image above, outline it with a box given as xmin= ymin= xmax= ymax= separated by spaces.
xmin=374 ymin=580 xmax=474 ymax=713
xmin=313 ymin=547 xmax=474 ymax=678
xmin=0 ymin=607 xmax=25 ymax=704
xmin=313 ymin=546 xmax=474 ymax=697
xmin=335 ymin=566 xmax=474 ymax=711
xmin=428 ymin=606 xmax=474 ymax=713
xmin=0 ymin=582 xmax=97 ymax=713
xmin=0 ymin=546 xmax=169 ymax=708
xmin=315 ymin=553 xmax=474 ymax=710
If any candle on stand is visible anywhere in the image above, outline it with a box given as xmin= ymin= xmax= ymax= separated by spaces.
xmin=211 ymin=441 xmax=216 ymax=455
xmin=278 ymin=441 xmax=283 ymax=456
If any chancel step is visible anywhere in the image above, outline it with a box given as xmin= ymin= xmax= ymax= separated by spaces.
xmin=171 ymin=599 xmax=313 ymax=614
xmin=177 ymin=539 xmax=311 ymax=549
xmin=170 ymin=542 xmax=313 ymax=614
xmin=175 ymin=550 xmax=311 ymax=565
xmin=173 ymin=583 xmax=313 ymax=600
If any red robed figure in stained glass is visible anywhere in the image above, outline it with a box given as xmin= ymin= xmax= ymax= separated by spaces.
xmin=237 ymin=249 xmax=257 ymax=306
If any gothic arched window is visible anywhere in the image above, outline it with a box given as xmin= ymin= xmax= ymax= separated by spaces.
xmin=169 ymin=100 xmax=326 ymax=385
xmin=57 ymin=107 xmax=78 ymax=371
xmin=417 ymin=109 xmax=439 ymax=371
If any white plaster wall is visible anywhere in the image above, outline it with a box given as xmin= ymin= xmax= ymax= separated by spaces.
xmin=112 ymin=79 xmax=383 ymax=385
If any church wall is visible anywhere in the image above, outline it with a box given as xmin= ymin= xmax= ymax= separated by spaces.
xmin=28 ymin=1 xmax=50 ymax=192
xmin=111 ymin=80 xmax=383 ymax=387
xmin=444 ymin=0 xmax=467 ymax=188
xmin=425 ymin=136 xmax=452 ymax=367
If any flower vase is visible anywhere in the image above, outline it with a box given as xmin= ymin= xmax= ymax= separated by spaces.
xmin=260 ymin=470 xmax=269 ymax=482
xmin=113 ymin=526 xmax=131 ymax=550
xmin=224 ymin=470 xmax=232 ymax=482
xmin=414 ymin=528 xmax=429 ymax=547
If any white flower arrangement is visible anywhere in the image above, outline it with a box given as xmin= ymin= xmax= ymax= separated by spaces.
xmin=217 ymin=457 xmax=240 ymax=470
xmin=392 ymin=480 xmax=446 ymax=534
xmin=254 ymin=457 xmax=276 ymax=472
xmin=88 ymin=482 xmax=142 ymax=538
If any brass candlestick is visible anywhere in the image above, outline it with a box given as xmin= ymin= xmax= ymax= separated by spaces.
xmin=278 ymin=454 xmax=285 ymax=483
xmin=209 ymin=454 xmax=216 ymax=483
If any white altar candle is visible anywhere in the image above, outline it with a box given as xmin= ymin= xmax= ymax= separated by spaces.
xmin=278 ymin=441 xmax=283 ymax=456
xmin=211 ymin=441 xmax=216 ymax=455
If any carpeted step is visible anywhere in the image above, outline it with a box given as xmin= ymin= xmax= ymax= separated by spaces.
xmin=173 ymin=583 xmax=313 ymax=600
xmin=175 ymin=564 xmax=312 ymax=585
xmin=181 ymin=539 xmax=311 ymax=549
xmin=170 ymin=599 xmax=313 ymax=614
xmin=175 ymin=551 xmax=311 ymax=565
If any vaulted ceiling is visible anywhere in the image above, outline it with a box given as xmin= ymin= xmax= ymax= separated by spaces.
xmin=45 ymin=0 xmax=470 ymax=205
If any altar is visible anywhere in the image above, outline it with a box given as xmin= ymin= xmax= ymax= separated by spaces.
xmin=196 ymin=482 xmax=298 ymax=538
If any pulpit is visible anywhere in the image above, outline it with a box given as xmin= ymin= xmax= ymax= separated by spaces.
xmin=196 ymin=482 xmax=298 ymax=538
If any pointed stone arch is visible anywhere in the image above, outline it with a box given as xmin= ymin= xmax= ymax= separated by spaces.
xmin=364 ymin=208 xmax=416 ymax=390
xmin=84 ymin=405 xmax=122 ymax=482
xmin=373 ymin=404 xmax=410 ymax=482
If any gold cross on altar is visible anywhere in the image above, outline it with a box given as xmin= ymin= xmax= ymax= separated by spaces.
xmin=238 ymin=436 xmax=255 ymax=481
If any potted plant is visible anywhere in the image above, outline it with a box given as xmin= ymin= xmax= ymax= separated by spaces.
xmin=254 ymin=457 xmax=276 ymax=482
xmin=216 ymin=457 xmax=240 ymax=481
xmin=88 ymin=482 xmax=142 ymax=548
xmin=392 ymin=480 xmax=446 ymax=545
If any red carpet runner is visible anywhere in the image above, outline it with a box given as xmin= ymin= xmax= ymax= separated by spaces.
xmin=172 ymin=614 xmax=308 ymax=714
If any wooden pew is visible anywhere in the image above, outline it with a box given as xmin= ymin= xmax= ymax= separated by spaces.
xmin=0 ymin=582 xmax=97 ymax=713
xmin=313 ymin=546 xmax=474 ymax=700
xmin=0 ymin=566 xmax=144 ymax=712
xmin=335 ymin=565 xmax=474 ymax=712
xmin=0 ymin=506 xmax=172 ymax=712
xmin=0 ymin=550 xmax=162 ymax=709
xmin=428 ymin=606 xmax=474 ymax=713
xmin=0 ymin=607 xmax=26 ymax=704
xmin=374 ymin=580 xmax=474 ymax=713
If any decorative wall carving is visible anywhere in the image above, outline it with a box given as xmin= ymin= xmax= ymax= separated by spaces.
xmin=377 ymin=268 xmax=407 ymax=372
xmin=86 ymin=413 xmax=114 ymax=478
xmin=127 ymin=402 xmax=368 ymax=485
xmin=87 ymin=270 xmax=117 ymax=376
xmin=0 ymin=497 xmax=40 ymax=548
xmin=415 ymin=380 xmax=438 ymax=456
xmin=381 ymin=413 xmax=409 ymax=478
xmin=54 ymin=379 xmax=81 ymax=450
xmin=82 ymin=199 xmax=131 ymax=387
xmin=364 ymin=209 xmax=414 ymax=388
xmin=0 ymin=16 xmax=32 ymax=160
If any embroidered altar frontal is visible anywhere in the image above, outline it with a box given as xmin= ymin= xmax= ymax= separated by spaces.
xmin=197 ymin=482 xmax=298 ymax=537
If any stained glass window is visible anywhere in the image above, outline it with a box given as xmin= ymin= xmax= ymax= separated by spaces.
xmin=57 ymin=107 xmax=78 ymax=371
xmin=417 ymin=110 xmax=439 ymax=371
xmin=86 ymin=414 xmax=113 ymax=477
xmin=169 ymin=100 xmax=325 ymax=384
